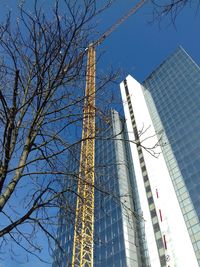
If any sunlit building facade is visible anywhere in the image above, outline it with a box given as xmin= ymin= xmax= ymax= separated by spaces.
xmin=120 ymin=47 xmax=200 ymax=267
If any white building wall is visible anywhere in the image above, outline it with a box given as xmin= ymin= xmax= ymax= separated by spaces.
xmin=120 ymin=78 xmax=160 ymax=267
xmin=112 ymin=110 xmax=141 ymax=267
xmin=120 ymin=75 xmax=198 ymax=267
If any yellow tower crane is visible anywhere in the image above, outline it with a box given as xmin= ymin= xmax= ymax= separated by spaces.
xmin=71 ymin=1 xmax=146 ymax=266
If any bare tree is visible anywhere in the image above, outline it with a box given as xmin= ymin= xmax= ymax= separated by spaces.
xmin=151 ymin=0 xmax=200 ymax=22
xmin=0 ymin=0 xmax=177 ymax=264
xmin=0 ymin=0 xmax=120 ymax=263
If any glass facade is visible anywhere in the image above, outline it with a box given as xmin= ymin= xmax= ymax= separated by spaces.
xmin=52 ymin=145 xmax=80 ymax=267
xmin=52 ymin=110 xmax=149 ymax=267
xmin=94 ymin=112 xmax=126 ymax=267
xmin=94 ymin=110 xmax=149 ymax=267
xmin=142 ymin=47 xmax=200 ymax=264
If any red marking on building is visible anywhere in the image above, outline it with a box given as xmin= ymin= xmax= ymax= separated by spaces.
xmin=163 ymin=234 xmax=167 ymax=250
xmin=156 ymin=188 xmax=159 ymax=198
xmin=159 ymin=209 xmax=163 ymax=222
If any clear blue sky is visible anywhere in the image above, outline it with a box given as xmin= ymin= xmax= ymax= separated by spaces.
xmin=0 ymin=0 xmax=200 ymax=266
xmin=99 ymin=0 xmax=200 ymax=82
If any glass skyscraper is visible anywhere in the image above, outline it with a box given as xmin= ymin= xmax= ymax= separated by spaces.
xmin=52 ymin=110 xmax=149 ymax=267
xmin=120 ymin=47 xmax=200 ymax=267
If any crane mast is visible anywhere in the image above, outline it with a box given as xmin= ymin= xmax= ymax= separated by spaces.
xmin=72 ymin=45 xmax=96 ymax=267
xmin=71 ymin=1 xmax=146 ymax=267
